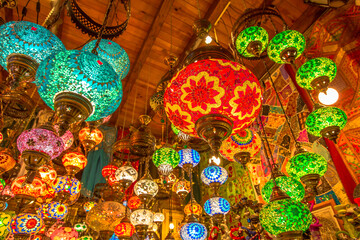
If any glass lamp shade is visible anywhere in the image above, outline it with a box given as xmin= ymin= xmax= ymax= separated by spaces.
xmin=83 ymin=201 xmax=97 ymax=212
xmin=8 ymin=213 xmax=44 ymax=235
xmin=296 ymin=58 xmax=337 ymax=90
xmin=50 ymin=227 xmax=78 ymax=240
xmin=259 ymin=198 xmax=312 ymax=236
xmin=184 ymin=201 xmax=203 ymax=216
xmin=261 ymin=176 xmax=305 ymax=203
xmin=152 ymin=147 xmax=180 ymax=174
xmin=150 ymin=90 xmax=165 ymax=112
xmin=164 ymin=59 xmax=262 ymax=137
xmin=86 ymin=201 xmax=125 ymax=232
xmin=153 ymin=212 xmax=165 ymax=223
xmin=0 ymin=133 xmax=3 ymax=143
xmin=79 ymin=236 xmax=93 ymax=240
xmin=17 ymin=128 xmax=64 ymax=160
xmin=171 ymin=124 xmax=181 ymax=135
xmin=0 ymin=212 xmax=11 ymax=237
xmin=114 ymin=164 xmax=138 ymax=184
xmin=286 ymin=152 xmax=328 ymax=180
xmin=127 ymin=196 xmax=142 ymax=210
xmin=201 ymin=166 xmax=228 ymax=186
xmin=82 ymin=39 xmax=130 ymax=80
xmin=35 ymin=50 xmax=123 ymax=122
xmin=134 ymin=178 xmax=159 ymax=199
xmin=204 ymin=197 xmax=231 ymax=216
xmin=52 ymin=176 xmax=81 ymax=196
xmin=62 ymin=151 xmax=88 ymax=173
xmin=173 ymin=179 xmax=191 ymax=195
xmin=102 ymin=165 xmax=119 ymax=180
xmin=305 ymin=106 xmax=347 ymax=138
xmin=37 ymin=201 xmax=68 ymax=220
xmin=60 ymin=130 xmax=74 ymax=151
xmin=220 ymin=129 xmax=261 ymax=162
xmin=180 ymin=222 xmax=207 ymax=240
xmin=172 ymin=124 xmax=191 ymax=142
xmin=74 ymin=223 xmax=87 ymax=232
xmin=0 ymin=150 xmax=16 ymax=174
xmin=114 ymin=222 xmax=135 ymax=237
xmin=78 ymin=127 xmax=104 ymax=146
xmin=0 ymin=178 xmax=5 ymax=192
xmin=235 ymin=26 xmax=269 ymax=57
xmin=11 ymin=176 xmax=46 ymax=198
xmin=38 ymin=165 xmax=57 ymax=186
xmin=129 ymin=209 xmax=154 ymax=227
xmin=0 ymin=21 xmax=65 ymax=70
xmin=178 ymin=149 xmax=200 ymax=169
xmin=267 ymin=30 xmax=306 ymax=64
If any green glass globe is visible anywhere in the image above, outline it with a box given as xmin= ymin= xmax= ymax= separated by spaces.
xmin=152 ymin=147 xmax=180 ymax=169
xmin=261 ymin=176 xmax=305 ymax=203
xmin=286 ymin=152 xmax=327 ymax=181
xmin=235 ymin=26 xmax=269 ymax=58
xmin=296 ymin=57 xmax=337 ymax=91
xmin=260 ymin=198 xmax=312 ymax=236
xmin=305 ymin=106 xmax=347 ymax=140
xmin=267 ymin=30 xmax=306 ymax=64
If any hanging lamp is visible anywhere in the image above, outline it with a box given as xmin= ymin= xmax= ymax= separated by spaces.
xmin=78 ymin=127 xmax=104 ymax=154
xmin=178 ymin=148 xmax=200 ymax=173
xmin=204 ymin=197 xmax=231 ymax=223
xmin=200 ymin=165 xmax=228 ymax=194
xmin=235 ymin=26 xmax=269 ymax=58
xmin=130 ymin=208 xmax=154 ymax=239
xmin=152 ymin=147 xmax=180 ymax=176
xmin=62 ymin=151 xmax=87 ymax=176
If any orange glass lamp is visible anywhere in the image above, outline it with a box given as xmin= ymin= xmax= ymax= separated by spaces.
xmin=78 ymin=127 xmax=103 ymax=154
xmin=62 ymin=151 xmax=88 ymax=175
xmin=11 ymin=176 xmax=46 ymax=210
xmin=184 ymin=197 xmax=203 ymax=217
xmin=114 ymin=219 xmax=135 ymax=240
xmin=127 ymin=196 xmax=142 ymax=210
xmin=0 ymin=149 xmax=16 ymax=175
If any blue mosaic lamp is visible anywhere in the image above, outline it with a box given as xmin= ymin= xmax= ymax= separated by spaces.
xmin=0 ymin=21 xmax=65 ymax=89
xmin=178 ymin=148 xmax=200 ymax=172
xmin=180 ymin=222 xmax=207 ymax=240
xmin=83 ymin=39 xmax=130 ymax=80
xmin=201 ymin=165 xmax=228 ymax=193
xmin=35 ymin=50 xmax=122 ymax=135
xmin=204 ymin=197 xmax=230 ymax=222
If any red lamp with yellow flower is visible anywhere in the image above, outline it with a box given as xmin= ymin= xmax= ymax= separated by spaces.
xmin=78 ymin=127 xmax=103 ymax=154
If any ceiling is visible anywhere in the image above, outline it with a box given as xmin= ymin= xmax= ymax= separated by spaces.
xmin=0 ymin=0 xmax=325 ymax=138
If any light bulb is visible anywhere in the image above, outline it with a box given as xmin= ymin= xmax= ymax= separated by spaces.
xmin=205 ymin=35 xmax=212 ymax=44
xmin=209 ymin=156 xmax=221 ymax=165
xmin=169 ymin=222 xmax=174 ymax=230
xmin=318 ymin=88 xmax=339 ymax=105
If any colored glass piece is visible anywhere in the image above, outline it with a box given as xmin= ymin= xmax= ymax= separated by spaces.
xmin=11 ymin=176 xmax=46 ymax=198
xmin=152 ymin=147 xmax=180 ymax=168
xmin=52 ymin=176 xmax=81 ymax=196
xmin=173 ymin=179 xmax=191 ymax=195
xmin=79 ymin=236 xmax=93 ymax=240
xmin=35 ymin=50 xmax=123 ymax=121
xmin=0 ymin=178 xmax=5 ymax=192
xmin=259 ymin=198 xmax=312 ymax=235
xmin=235 ymin=26 xmax=269 ymax=57
xmin=83 ymin=201 xmax=97 ymax=212
xmin=60 ymin=130 xmax=74 ymax=150
xmin=286 ymin=152 xmax=328 ymax=180
xmin=220 ymin=129 xmax=261 ymax=161
xmin=267 ymin=30 xmax=306 ymax=64
xmin=102 ymin=165 xmax=118 ymax=179
xmin=114 ymin=222 xmax=135 ymax=237
xmin=261 ymin=176 xmax=305 ymax=203
xmin=50 ymin=227 xmax=78 ymax=240
xmin=8 ymin=213 xmax=44 ymax=235
xmin=296 ymin=57 xmax=337 ymax=90
xmin=0 ymin=21 xmax=65 ymax=70
xmin=180 ymin=222 xmax=207 ymax=240
xmin=305 ymin=106 xmax=347 ymax=137
xmin=114 ymin=164 xmax=138 ymax=184
xmin=62 ymin=152 xmax=88 ymax=171
xmin=164 ymin=59 xmax=262 ymax=137
xmin=127 ymin=196 xmax=142 ymax=210
xmin=178 ymin=148 xmax=200 ymax=169
xmin=38 ymin=165 xmax=57 ymax=185
xmin=204 ymin=197 xmax=231 ymax=216
xmin=38 ymin=201 xmax=68 ymax=220
xmin=83 ymin=39 xmax=130 ymax=80
xmin=130 ymin=209 xmax=154 ymax=226
xmin=201 ymin=166 xmax=228 ymax=185
xmin=74 ymin=223 xmax=87 ymax=232
xmin=78 ymin=127 xmax=104 ymax=146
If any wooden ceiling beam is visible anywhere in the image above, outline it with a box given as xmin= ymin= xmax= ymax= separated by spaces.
xmin=115 ymin=0 xmax=174 ymax=126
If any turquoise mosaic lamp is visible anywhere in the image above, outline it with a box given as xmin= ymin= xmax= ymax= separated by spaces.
xmin=0 ymin=21 xmax=65 ymax=89
xmin=35 ymin=50 xmax=122 ymax=135
xmin=83 ymin=39 xmax=130 ymax=80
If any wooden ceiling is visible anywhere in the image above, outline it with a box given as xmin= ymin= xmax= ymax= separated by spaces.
xmin=1 ymin=0 xmax=325 ymax=137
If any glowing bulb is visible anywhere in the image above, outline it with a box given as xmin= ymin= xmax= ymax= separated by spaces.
xmin=209 ymin=156 xmax=221 ymax=165
xmin=205 ymin=35 xmax=212 ymax=44
xmin=318 ymin=88 xmax=339 ymax=105
xmin=169 ymin=223 xmax=174 ymax=230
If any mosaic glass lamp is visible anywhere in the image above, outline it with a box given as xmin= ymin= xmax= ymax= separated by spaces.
xmin=8 ymin=213 xmax=44 ymax=236
xmin=286 ymin=151 xmax=327 ymax=194
xmin=153 ymin=212 xmax=165 ymax=225
xmin=0 ymin=149 xmax=16 ymax=175
xmin=114 ymin=221 xmax=135 ymax=239
xmin=17 ymin=126 xmax=64 ymax=183
xmin=180 ymin=222 xmax=207 ymax=240
xmin=152 ymin=147 xmax=180 ymax=176
xmin=305 ymin=106 xmax=347 ymax=142
xmin=184 ymin=198 xmax=203 ymax=217
xmin=296 ymin=57 xmax=337 ymax=91
xmin=127 ymin=196 xmax=142 ymax=210
xmin=204 ymin=197 xmax=231 ymax=222
xmin=0 ymin=21 xmax=65 ymax=90
xmin=102 ymin=164 xmax=119 ymax=181
xmin=130 ymin=209 xmax=154 ymax=239
xmin=35 ymin=50 xmax=123 ymax=135
xmin=235 ymin=26 xmax=269 ymax=58
xmin=62 ymin=151 xmax=87 ymax=175
xmin=74 ymin=223 xmax=87 ymax=233
xmin=267 ymin=30 xmax=306 ymax=64
xmin=178 ymin=148 xmax=200 ymax=172
xmin=134 ymin=173 xmax=158 ymax=203
xmin=83 ymin=201 xmax=97 ymax=212
xmin=201 ymin=165 xmax=228 ymax=193
xmin=50 ymin=227 xmax=78 ymax=240
xmin=11 ymin=176 xmax=46 ymax=199
xmin=0 ymin=212 xmax=11 ymax=238
xmin=173 ymin=178 xmax=191 ymax=201
xmin=0 ymin=178 xmax=5 ymax=192
xmin=52 ymin=176 xmax=81 ymax=203
xmin=220 ymin=128 xmax=261 ymax=165
xmin=82 ymin=39 xmax=130 ymax=80
xmin=259 ymin=185 xmax=312 ymax=238
xmin=114 ymin=163 xmax=138 ymax=189
xmin=78 ymin=127 xmax=104 ymax=154
xmin=171 ymin=124 xmax=191 ymax=142
xmin=38 ymin=201 xmax=68 ymax=220
xmin=261 ymin=175 xmax=305 ymax=203
xmin=164 ymin=59 xmax=262 ymax=153
xmin=38 ymin=165 xmax=57 ymax=186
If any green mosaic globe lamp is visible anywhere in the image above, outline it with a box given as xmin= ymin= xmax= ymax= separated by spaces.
xmin=235 ymin=26 xmax=269 ymax=58
xmin=152 ymin=147 xmax=180 ymax=176
xmin=260 ymin=184 xmax=312 ymax=239
xmin=0 ymin=21 xmax=65 ymax=90
xmin=267 ymin=30 xmax=306 ymax=64
xmin=35 ymin=50 xmax=123 ymax=135
xmin=286 ymin=150 xmax=327 ymax=195
xmin=305 ymin=105 xmax=347 ymax=143
xmin=296 ymin=57 xmax=337 ymax=92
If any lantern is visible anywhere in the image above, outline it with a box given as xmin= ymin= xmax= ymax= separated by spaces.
xmin=152 ymin=147 xmax=180 ymax=176
xmin=73 ymin=222 xmax=87 ymax=233
xmin=130 ymin=209 xmax=154 ymax=239
xmin=114 ymin=221 xmax=135 ymax=239
xmin=102 ymin=165 xmax=119 ymax=181
xmin=134 ymin=174 xmax=158 ymax=203
xmin=180 ymin=222 xmax=207 ymax=240
xmin=78 ymin=127 xmax=104 ymax=153
xmin=235 ymin=26 xmax=269 ymax=57
xmin=0 ymin=149 xmax=16 ymax=175
xmin=201 ymin=165 xmax=228 ymax=192
xmin=8 ymin=213 xmax=44 ymax=235
xmin=173 ymin=178 xmax=191 ymax=201
xmin=114 ymin=163 xmax=138 ymax=189
xmin=184 ymin=198 xmax=203 ymax=217
xmin=153 ymin=212 xmax=165 ymax=224
xmin=52 ymin=176 xmax=81 ymax=202
xmin=11 ymin=176 xmax=46 ymax=199
xmin=50 ymin=227 xmax=78 ymax=240
xmin=38 ymin=201 xmax=68 ymax=220
xmin=178 ymin=149 xmax=200 ymax=172
xmin=204 ymin=197 xmax=230 ymax=222
xmin=127 ymin=196 xmax=142 ymax=210
xmin=38 ymin=165 xmax=57 ymax=186
xmin=62 ymin=151 xmax=87 ymax=175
